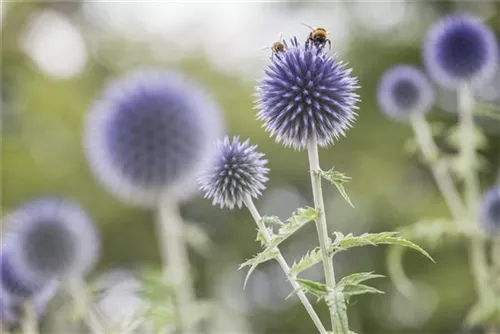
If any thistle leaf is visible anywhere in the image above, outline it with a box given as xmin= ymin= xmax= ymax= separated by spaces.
xmin=289 ymin=247 xmax=323 ymax=277
xmin=260 ymin=215 xmax=282 ymax=226
xmin=335 ymin=272 xmax=384 ymax=304
xmin=261 ymin=207 xmax=318 ymax=250
xmin=286 ymin=278 xmax=333 ymax=300
xmin=319 ymin=168 xmax=354 ymax=208
xmin=239 ymin=248 xmax=279 ymax=289
xmin=332 ymin=231 xmax=434 ymax=262
xmin=337 ymin=272 xmax=385 ymax=286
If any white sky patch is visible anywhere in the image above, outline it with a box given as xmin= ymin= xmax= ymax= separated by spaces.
xmin=81 ymin=2 xmax=352 ymax=78
xmin=20 ymin=10 xmax=88 ymax=79
xmin=350 ymin=1 xmax=409 ymax=33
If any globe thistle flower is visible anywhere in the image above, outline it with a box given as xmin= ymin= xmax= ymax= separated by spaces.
xmin=255 ymin=37 xmax=360 ymax=150
xmin=479 ymin=186 xmax=500 ymax=234
xmin=377 ymin=65 xmax=435 ymax=121
xmin=84 ymin=70 xmax=224 ymax=206
xmin=198 ymin=137 xmax=269 ymax=209
xmin=2 ymin=198 xmax=100 ymax=287
xmin=423 ymin=14 xmax=499 ymax=88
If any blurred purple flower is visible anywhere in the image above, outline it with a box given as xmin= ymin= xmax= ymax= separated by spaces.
xmin=0 ymin=253 xmax=36 ymax=298
xmin=2 ymin=198 xmax=99 ymax=287
xmin=198 ymin=137 xmax=269 ymax=209
xmin=377 ymin=65 xmax=435 ymax=121
xmin=423 ymin=14 xmax=498 ymax=88
xmin=479 ymin=186 xmax=500 ymax=234
xmin=84 ymin=70 xmax=224 ymax=206
xmin=0 ymin=277 xmax=59 ymax=331
xmin=255 ymin=37 xmax=359 ymax=150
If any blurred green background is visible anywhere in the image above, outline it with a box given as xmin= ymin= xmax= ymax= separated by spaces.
xmin=1 ymin=1 xmax=500 ymax=333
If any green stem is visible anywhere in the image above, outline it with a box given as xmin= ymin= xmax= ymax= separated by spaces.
xmin=410 ymin=113 xmax=468 ymax=220
xmin=22 ymin=301 xmax=38 ymax=334
xmin=67 ymin=278 xmax=106 ymax=333
xmin=307 ymin=140 xmax=348 ymax=334
xmin=457 ymin=83 xmax=491 ymax=306
xmin=243 ymin=195 xmax=328 ymax=334
xmin=157 ymin=195 xmax=196 ymax=334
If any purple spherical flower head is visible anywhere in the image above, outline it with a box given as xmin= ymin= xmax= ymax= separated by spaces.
xmin=479 ymin=186 xmax=500 ymax=235
xmin=377 ymin=65 xmax=435 ymax=121
xmin=198 ymin=137 xmax=269 ymax=210
xmin=423 ymin=14 xmax=499 ymax=88
xmin=256 ymin=37 xmax=360 ymax=150
xmin=2 ymin=198 xmax=100 ymax=287
xmin=84 ymin=70 xmax=224 ymax=207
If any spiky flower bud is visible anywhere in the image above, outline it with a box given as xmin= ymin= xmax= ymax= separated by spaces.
xmin=84 ymin=70 xmax=224 ymax=206
xmin=198 ymin=137 xmax=269 ymax=209
xmin=255 ymin=38 xmax=360 ymax=150
xmin=377 ymin=65 xmax=435 ymax=121
xmin=2 ymin=198 xmax=100 ymax=287
xmin=479 ymin=186 xmax=500 ymax=234
xmin=423 ymin=14 xmax=499 ymax=88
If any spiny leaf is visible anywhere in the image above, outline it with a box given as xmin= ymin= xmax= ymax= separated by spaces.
xmin=337 ymin=272 xmax=385 ymax=286
xmin=260 ymin=215 xmax=282 ymax=226
xmin=239 ymin=248 xmax=279 ymax=289
xmin=331 ymin=232 xmax=435 ymax=262
xmin=336 ymin=272 xmax=384 ymax=304
xmin=286 ymin=278 xmax=332 ymax=300
xmin=319 ymin=168 xmax=354 ymax=208
xmin=289 ymin=247 xmax=323 ymax=277
xmin=340 ymin=283 xmax=384 ymax=297
xmin=261 ymin=207 xmax=318 ymax=251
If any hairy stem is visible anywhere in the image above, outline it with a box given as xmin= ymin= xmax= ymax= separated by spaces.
xmin=410 ymin=113 xmax=467 ymax=220
xmin=458 ymin=83 xmax=491 ymax=306
xmin=157 ymin=195 xmax=196 ymax=333
xmin=307 ymin=140 xmax=348 ymax=334
xmin=243 ymin=195 xmax=328 ymax=334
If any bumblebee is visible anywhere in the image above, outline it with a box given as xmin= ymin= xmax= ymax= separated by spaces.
xmin=262 ymin=34 xmax=287 ymax=60
xmin=302 ymin=23 xmax=331 ymax=50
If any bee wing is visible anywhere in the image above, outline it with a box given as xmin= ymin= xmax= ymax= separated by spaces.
xmin=261 ymin=46 xmax=272 ymax=50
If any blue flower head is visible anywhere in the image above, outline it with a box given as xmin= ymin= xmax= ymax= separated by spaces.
xmin=84 ymin=70 xmax=224 ymax=206
xmin=377 ymin=65 xmax=435 ymax=121
xmin=423 ymin=14 xmax=499 ymax=88
xmin=2 ymin=198 xmax=100 ymax=287
xmin=479 ymin=186 xmax=500 ymax=235
xmin=198 ymin=137 xmax=269 ymax=209
xmin=255 ymin=37 xmax=360 ymax=150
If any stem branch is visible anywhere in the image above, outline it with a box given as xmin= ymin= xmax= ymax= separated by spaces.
xmin=243 ymin=195 xmax=327 ymax=334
